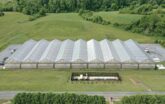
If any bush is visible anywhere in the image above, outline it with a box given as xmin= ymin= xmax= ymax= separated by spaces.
xmin=38 ymin=8 xmax=46 ymax=16
xmin=155 ymin=39 xmax=165 ymax=47
xmin=93 ymin=16 xmax=103 ymax=24
xmin=78 ymin=9 xmax=93 ymax=17
xmin=121 ymin=95 xmax=165 ymax=104
xmin=13 ymin=93 xmax=106 ymax=104
xmin=154 ymin=8 xmax=165 ymax=14
xmin=134 ymin=4 xmax=153 ymax=15
xmin=161 ymin=4 xmax=165 ymax=8
xmin=28 ymin=9 xmax=46 ymax=21
xmin=29 ymin=14 xmax=41 ymax=21
xmin=113 ymin=23 xmax=120 ymax=27
xmin=79 ymin=10 xmax=110 ymax=25
xmin=0 ymin=10 xmax=4 ymax=16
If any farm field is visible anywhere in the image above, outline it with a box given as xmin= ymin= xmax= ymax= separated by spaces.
xmin=0 ymin=12 xmax=157 ymax=50
xmin=0 ymin=69 xmax=165 ymax=91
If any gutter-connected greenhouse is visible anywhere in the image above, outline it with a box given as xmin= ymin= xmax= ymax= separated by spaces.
xmin=5 ymin=39 xmax=155 ymax=69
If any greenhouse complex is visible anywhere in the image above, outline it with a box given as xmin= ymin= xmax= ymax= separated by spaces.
xmin=4 ymin=39 xmax=156 ymax=69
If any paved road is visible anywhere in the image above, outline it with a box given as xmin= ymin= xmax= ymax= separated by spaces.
xmin=1 ymin=91 xmax=165 ymax=99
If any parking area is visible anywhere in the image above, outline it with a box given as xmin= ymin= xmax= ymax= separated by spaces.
xmin=0 ymin=45 xmax=21 ymax=65
xmin=141 ymin=44 xmax=165 ymax=62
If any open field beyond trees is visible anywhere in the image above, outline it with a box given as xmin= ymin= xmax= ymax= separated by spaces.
xmin=0 ymin=11 xmax=159 ymax=50
xmin=0 ymin=69 xmax=165 ymax=91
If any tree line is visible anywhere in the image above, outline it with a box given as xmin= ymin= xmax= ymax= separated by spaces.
xmin=14 ymin=0 xmax=165 ymax=15
xmin=126 ymin=14 xmax=165 ymax=37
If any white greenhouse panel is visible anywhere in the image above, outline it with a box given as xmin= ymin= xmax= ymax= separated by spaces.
xmin=105 ymin=64 xmax=121 ymax=69
xmin=100 ymin=39 xmax=119 ymax=63
xmin=5 ymin=64 xmax=21 ymax=69
xmin=122 ymin=64 xmax=138 ymax=69
xmin=72 ymin=64 xmax=87 ymax=69
xmin=39 ymin=39 xmax=62 ymax=63
xmin=87 ymin=39 xmax=104 ymax=63
xmin=112 ymin=39 xmax=133 ymax=63
xmin=55 ymin=39 xmax=74 ymax=63
xmin=88 ymin=64 xmax=104 ymax=68
xmin=72 ymin=39 xmax=87 ymax=63
xmin=21 ymin=64 xmax=37 ymax=69
xmin=55 ymin=64 xmax=71 ymax=69
xmin=139 ymin=64 xmax=156 ymax=69
xmin=38 ymin=64 xmax=54 ymax=69
xmin=23 ymin=39 xmax=49 ymax=63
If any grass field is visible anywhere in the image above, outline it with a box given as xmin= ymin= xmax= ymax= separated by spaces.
xmin=0 ymin=69 xmax=165 ymax=91
xmin=0 ymin=12 xmax=157 ymax=50
xmin=95 ymin=11 xmax=143 ymax=24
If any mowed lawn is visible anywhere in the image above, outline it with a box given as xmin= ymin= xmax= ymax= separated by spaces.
xmin=0 ymin=12 xmax=155 ymax=49
xmin=0 ymin=69 xmax=165 ymax=91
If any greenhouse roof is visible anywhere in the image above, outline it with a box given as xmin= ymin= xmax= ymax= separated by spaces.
xmin=6 ymin=39 xmax=154 ymax=64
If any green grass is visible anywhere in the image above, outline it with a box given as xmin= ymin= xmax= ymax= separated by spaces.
xmin=0 ymin=12 xmax=156 ymax=50
xmin=0 ymin=69 xmax=165 ymax=91
xmin=0 ymin=0 xmax=12 ymax=3
xmin=94 ymin=11 xmax=143 ymax=24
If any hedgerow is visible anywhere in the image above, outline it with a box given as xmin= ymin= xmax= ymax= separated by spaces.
xmin=79 ymin=9 xmax=111 ymax=25
xmin=121 ymin=95 xmax=165 ymax=104
xmin=13 ymin=93 xmax=106 ymax=104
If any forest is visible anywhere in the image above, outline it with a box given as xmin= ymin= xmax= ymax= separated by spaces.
xmin=0 ymin=0 xmax=164 ymax=14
